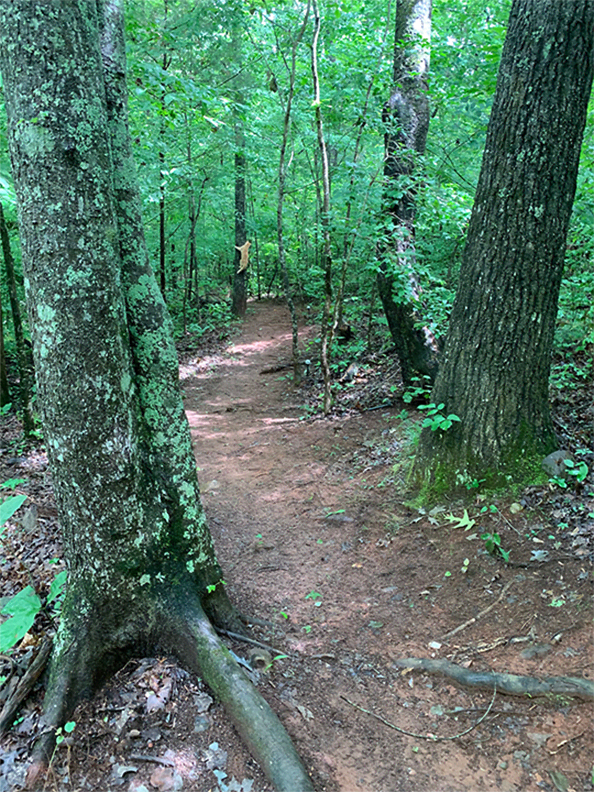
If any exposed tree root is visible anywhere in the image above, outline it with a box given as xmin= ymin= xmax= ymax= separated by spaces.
xmin=394 ymin=657 xmax=594 ymax=701
xmin=164 ymin=593 xmax=314 ymax=791
xmin=24 ymin=589 xmax=314 ymax=792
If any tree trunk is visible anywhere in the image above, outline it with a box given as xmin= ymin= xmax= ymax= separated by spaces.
xmin=231 ymin=18 xmax=248 ymax=320
xmin=276 ymin=6 xmax=310 ymax=384
xmin=232 ymin=121 xmax=248 ymax=318
xmin=0 ymin=3 xmax=313 ymax=790
xmin=377 ymin=0 xmax=439 ymax=387
xmin=311 ymin=0 xmax=334 ymax=414
xmin=0 ymin=287 xmax=9 ymax=408
xmin=413 ymin=0 xmax=594 ymax=492
xmin=158 ymin=1 xmax=170 ymax=297
xmin=0 ymin=202 xmax=34 ymax=432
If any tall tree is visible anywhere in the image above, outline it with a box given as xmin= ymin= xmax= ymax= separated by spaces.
xmin=0 ymin=202 xmax=34 ymax=432
xmin=311 ymin=0 xmax=334 ymax=414
xmin=0 ymin=2 xmax=313 ymax=789
xmin=231 ymin=116 xmax=248 ymax=317
xmin=154 ymin=0 xmax=171 ymax=297
xmin=413 ymin=0 xmax=594 ymax=491
xmin=231 ymin=7 xmax=249 ymax=319
xmin=275 ymin=4 xmax=311 ymax=382
xmin=377 ymin=0 xmax=439 ymax=387
xmin=0 ymin=286 xmax=9 ymax=407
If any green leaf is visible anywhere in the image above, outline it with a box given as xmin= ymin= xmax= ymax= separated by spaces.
xmin=0 ymin=479 xmax=26 ymax=490
xmin=548 ymin=770 xmax=569 ymax=792
xmin=0 ymin=494 xmax=27 ymax=527
xmin=0 ymin=586 xmax=42 ymax=652
xmin=47 ymin=570 xmax=68 ymax=605
xmin=451 ymin=509 xmax=476 ymax=531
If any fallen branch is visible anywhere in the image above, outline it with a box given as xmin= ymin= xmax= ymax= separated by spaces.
xmin=440 ymin=579 xmax=514 ymax=640
xmin=259 ymin=363 xmax=291 ymax=375
xmin=217 ymin=627 xmax=285 ymax=657
xmin=129 ymin=754 xmax=175 ymax=767
xmin=341 ymin=684 xmax=496 ymax=741
xmin=393 ymin=657 xmax=594 ymax=701
xmin=0 ymin=637 xmax=52 ymax=735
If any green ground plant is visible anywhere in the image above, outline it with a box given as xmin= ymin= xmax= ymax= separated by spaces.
xmin=0 ymin=480 xmax=67 ymax=654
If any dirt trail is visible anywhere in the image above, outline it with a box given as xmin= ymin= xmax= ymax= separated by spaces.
xmin=2 ymin=299 xmax=590 ymax=792
xmin=182 ymin=300 xmax=594 ymax=792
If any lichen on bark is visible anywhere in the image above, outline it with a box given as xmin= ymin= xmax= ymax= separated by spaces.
xmin=0 ymin=2 xmax=313 ymax=788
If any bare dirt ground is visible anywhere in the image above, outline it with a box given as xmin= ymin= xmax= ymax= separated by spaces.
xmin=1 ymin=298 xmax=593 ymax=792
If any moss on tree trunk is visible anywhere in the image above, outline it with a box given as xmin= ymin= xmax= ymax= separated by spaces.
xmin=0 ymin=2 xmax=313 ymax=789
xmin=413 ymin=0 xmax=594 ymax=495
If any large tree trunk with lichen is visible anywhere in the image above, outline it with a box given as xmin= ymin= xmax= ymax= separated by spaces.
xmin=0 ymin=3 xmax=313 ymax=790
xmin=413 ymin=0 xmax=594 ymax=493
xmin=377 ymin=0 xmax=438 ymax=387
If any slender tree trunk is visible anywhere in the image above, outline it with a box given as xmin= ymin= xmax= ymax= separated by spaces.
xmin=276 ymin=6 xmax=310 ymax=383
xmin=159 ymin=148 xmax=167 ymax=294
xmin=231 ymin=11 xmax=248 ymax=320
xmin=332 ymin=10 xmax=389 ymax=347
xmin=158 ymin=1 xmax=170 ymax=296
xmin=0 ymin=202 xmax=33 ymax=432
xmin=231 ymin=118 xmax=248 ymax=318
xmin=413 ymin=0 xmax=594 ymax=492
xmin=311 ymin=0 xmax=334 ymax=414
xmin=0 ymin=289 xmax=9 ymax=408
xmin=377 ymin=0 xmax=439 ymax=387
xmin=247 ymin=180 xmax=261 ymax=299
xmin=0 ymin=3 xmax=314 ymax=789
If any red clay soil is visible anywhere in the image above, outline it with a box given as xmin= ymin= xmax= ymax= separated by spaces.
xmin=1 ymin=298 xmax=593 ymax=792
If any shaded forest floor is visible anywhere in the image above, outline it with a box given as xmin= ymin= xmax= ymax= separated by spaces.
xmin=1 ymin=298 xmax=593 ymax=792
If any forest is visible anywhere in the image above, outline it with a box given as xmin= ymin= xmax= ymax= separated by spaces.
xmin=0 ymin=0 xmax=593 ymax=791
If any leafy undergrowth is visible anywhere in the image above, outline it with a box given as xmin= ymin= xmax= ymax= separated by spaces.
xmin=1 ymin=300 xmax=593 ymax=792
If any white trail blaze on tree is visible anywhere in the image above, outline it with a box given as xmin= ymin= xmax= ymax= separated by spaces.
xmin=0 ymin=1 xmax=313 ymax=789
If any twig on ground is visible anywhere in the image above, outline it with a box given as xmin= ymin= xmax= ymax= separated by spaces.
xmin=440 ymin=579 xmax=514 ymax=640
xmin=217 ymin=628 xmax=285 ymax=657
xmin=128 ymin=753 xmax=175 ymax=767
xmin=340 ymin=685 xmax=497 ymax=741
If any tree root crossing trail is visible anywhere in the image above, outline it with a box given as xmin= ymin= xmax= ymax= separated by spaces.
xmin=181 ymin=299 xmax=594 ymax=792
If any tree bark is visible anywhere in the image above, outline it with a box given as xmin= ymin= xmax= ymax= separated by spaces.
xmin=276 ymin=6 xmax=310 ymax=384
xmin=0 ymin=202 xmax=34 ymax=432
xmin=413 ymin=0 xmax=594 ymax=492
xmin=0 ymin=3 xmax=313 ymax=789
xmin=377 ymin=0 xmax=439 ymax=387
xmin=231 ymin=16 xmax=248 ymax=320
xmin=311 ymin=0 xmax=334 ymax=414
xmin=0 ymin=287 xmax=9 ymax=408
xmin=158 ymin=0 xmax=170 ymax=297
xmin=232 ymin=121 xmax=248 ymax=318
